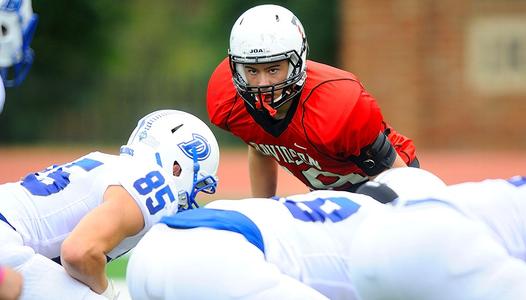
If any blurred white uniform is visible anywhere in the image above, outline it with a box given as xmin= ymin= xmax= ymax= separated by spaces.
xmin=128 ymin=180 xmax=526 ymax=300
xmin=434 ymin=176 xmax=526 ymax=261
xmin=127 ymin=190 xmax=384 ymax=300
xmin=348 ymin=176 xmax=526 ymax=300
xmin=0 ymin=151 xmax=180 ymax=300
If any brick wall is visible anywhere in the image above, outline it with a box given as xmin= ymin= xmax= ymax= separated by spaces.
xmin=339 ymin=0 xmax=526 ymax=150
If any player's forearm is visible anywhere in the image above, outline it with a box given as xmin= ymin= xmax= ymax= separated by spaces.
xmin=61 ymin=243 xmax=108 ymax=293
xmin=248 ymin=146 xmax=278 ymax=197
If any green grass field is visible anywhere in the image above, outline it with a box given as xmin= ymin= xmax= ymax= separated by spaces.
xmin=107 ymin=256 xmax=131 ymax=299
xmin=107 ymin=255 xmax=129 ymax=279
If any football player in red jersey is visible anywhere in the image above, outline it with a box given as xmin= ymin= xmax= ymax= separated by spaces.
xmin=207 ymin=4 xmax=419 ymax=197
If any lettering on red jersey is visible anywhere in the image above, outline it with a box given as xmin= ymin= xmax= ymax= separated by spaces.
xmin=249 ymin=141 xmax=369 ymax=190
xmin=249 ymin=142 xmax=321 ymax=170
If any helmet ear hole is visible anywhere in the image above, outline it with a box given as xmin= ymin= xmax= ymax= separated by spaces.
xmin=173 ymin=161 xmax=182 ymax=177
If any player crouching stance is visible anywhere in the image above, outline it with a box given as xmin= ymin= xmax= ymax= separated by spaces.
xmin=127 ymin=190 xmax=383 ymax=300
xmin=0 ymin=109 xmax=219 ymax=299
xmin=128 ymin=169 xmax=526 ymax=300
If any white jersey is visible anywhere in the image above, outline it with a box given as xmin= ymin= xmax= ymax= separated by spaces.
xmin=203 ymin=190 xmax=385 ymax=299
xmin=0 ymin=151 xmax=180 ymax=260
xmin=127 ymin=180 xmax=526 ymax=300
xmin=206 ymin=191 xmax=385 ymax=295
xmin=431 ymin=176 xmax=526 ymax=261
xmin=342 ymin=176 xmax=526 ymax=300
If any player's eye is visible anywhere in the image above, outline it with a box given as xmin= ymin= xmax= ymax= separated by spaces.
xmin=244 ymin=67 xmax=257 ymax=76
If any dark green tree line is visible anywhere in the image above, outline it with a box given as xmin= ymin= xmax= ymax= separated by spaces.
xmin=0 ymin=0 xmax=337 ymax=145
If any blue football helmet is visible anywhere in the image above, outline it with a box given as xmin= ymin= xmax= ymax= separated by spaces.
xmin=0 ymin=0 xmax=38 ymax=87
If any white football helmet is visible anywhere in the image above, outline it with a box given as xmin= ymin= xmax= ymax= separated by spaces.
xmin=121 ymin=110 xmax=220 ymax=210
xmin=373 ymin=167 xmax=447 ymax=204
xmin=0 ymin=0 xmax=38 ymax=87
xmin=229 ymin=4 xmax=308 ymax=112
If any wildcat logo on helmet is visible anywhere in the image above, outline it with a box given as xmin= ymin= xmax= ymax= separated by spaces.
xmin=177 ymin=133 xmax=211 ymax=161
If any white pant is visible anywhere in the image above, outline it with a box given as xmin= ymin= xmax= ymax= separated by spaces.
xmin=127 ymin=224 xmax=329 ymax=300
xmin=0 ymin=222 xmax=105 ymax=300
xmin=347 ymin=203 xmax=526 ymax=300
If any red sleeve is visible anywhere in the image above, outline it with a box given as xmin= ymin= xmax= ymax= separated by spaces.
xmin=345 ymin=88 xmax=384 ymax=155
xmin=206 ymin=57 xmax=238 ymax=131
xmin=384 ymin=123 xmax=417 ymax=164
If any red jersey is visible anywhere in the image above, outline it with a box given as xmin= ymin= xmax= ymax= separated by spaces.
xmin=207 ymin=58 xmax=416 ymax=191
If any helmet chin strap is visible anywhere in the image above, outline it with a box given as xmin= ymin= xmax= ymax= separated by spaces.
xmin=180 ymin=145 xmax=218 ymax=211
xmin=188 ymin=145 xmax=201 ymax=209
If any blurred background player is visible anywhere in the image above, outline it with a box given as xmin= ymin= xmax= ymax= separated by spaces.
xmin=0 ymin=109 xmax=219 ymax=299
xmin=0 ymin=0 xmax=38 ymax=88
xmin=127 ymin=171 xmax=526 ymax=300
xmin=0 ymin=0 xmax=38 ymax=115
xmin=360 ymin=167 xmax=526 ymax=262
xmin=353 ymin=167 xmax=526 ymax=299
xmin=207 ymin=4 xmax=418 ymax=198
xmin=0 ymin=265 xmax=23 ymax=300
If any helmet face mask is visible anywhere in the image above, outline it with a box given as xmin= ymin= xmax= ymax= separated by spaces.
xmin=228 ymin=4 xmax=308 ymax=115
xmin=0 ymin=0 xmax=38 ymax=87
xmin=121 ymin=110 xmax=220 ymax=211
xmin=230 ymin=49 xmax=305 ymax=111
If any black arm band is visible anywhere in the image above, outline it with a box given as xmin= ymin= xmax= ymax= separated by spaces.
xmin=352 ymin=132 xmax=396 ymax=176
xmin=355 ymin=181 xmax=399 ymax=204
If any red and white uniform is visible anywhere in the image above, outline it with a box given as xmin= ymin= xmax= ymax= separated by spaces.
xmin=207 ymin=58 xmax=416 ymax=191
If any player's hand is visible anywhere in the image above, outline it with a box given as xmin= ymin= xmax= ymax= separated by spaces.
xmin=0 ymin=266 xmax=23 ymax=300
xmin=100 ymin=278 xmax=120 ymax=300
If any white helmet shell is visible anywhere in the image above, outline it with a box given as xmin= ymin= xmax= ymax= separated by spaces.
xmin=121 ymin=110 xmax=220 ymax=209
xmin=229 ymin=4 xmax=308 ymax=110
xmin=373 ymin=167 xmax=447 ymax=203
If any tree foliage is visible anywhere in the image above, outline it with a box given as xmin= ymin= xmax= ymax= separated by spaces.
xmin=0 ymin=0 xmax=337 ymax=145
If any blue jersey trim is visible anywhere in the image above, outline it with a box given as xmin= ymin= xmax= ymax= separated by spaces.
xmin=0 ymin=213 xmax=16 ymax=231
xmin=160 ymin=208 xmax=265 ymax=253
xmin=507 ymin=176 xmax=526 ymax=187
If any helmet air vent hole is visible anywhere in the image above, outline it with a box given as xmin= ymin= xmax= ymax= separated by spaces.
xmin=1 ymin=24 xmax=7 ymax=35
xmin=173 ymin=161 xmax=182 ymax=177
xmin=171 ymin=124 xmax=183 ymax=133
